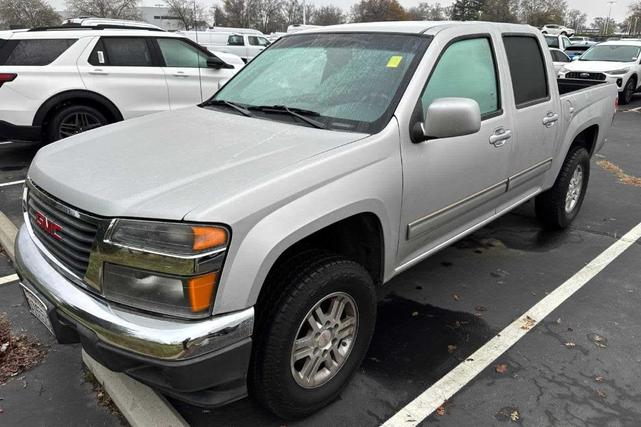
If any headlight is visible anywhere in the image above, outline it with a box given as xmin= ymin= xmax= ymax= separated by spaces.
xmin=605 ymin=68 xmax=630 ymax=75
xmin=559 ymin=66 xmax=569 ymax=74
xmin=100 ymin=220 xmax=229 ymax=319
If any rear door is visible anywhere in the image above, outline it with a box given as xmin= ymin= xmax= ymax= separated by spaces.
xmin=77 ymin=36 xmax=169 ymax=119
xmin=247 ymin=35 xmax=269 ymax=59
xmin=500 ymin=34 xmax=560 ymax=205
xmin=154 ymin=37 xmax=227 ymax=108
xmin=398 ymin=31 xmax=513 ymax=267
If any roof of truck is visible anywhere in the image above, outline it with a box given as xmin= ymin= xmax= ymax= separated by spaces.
xmin=300 ymin=21 xmax=535 ymax=35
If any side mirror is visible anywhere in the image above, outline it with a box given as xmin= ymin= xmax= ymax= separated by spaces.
xmin=412 ymin=98 xmax=482 ymax=143
xmin=207 ymin=56 xmax=234 ymax=69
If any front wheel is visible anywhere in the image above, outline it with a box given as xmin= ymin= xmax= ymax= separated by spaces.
xmin=46 ymin=104 xmax=108 ymax=142
xmin=619 ymin=78 xmax=636 ymax=105
xmin=249 ymin=251 xmax=376 ymax=419
xmin=535 ymin=147 xmax=590 ymax=229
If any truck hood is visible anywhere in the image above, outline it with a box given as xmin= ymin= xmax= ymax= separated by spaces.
xmin=29 ymin=107 xmax=367 ymax=220
xmin=565 ymin=60 xmax=634 ymax=73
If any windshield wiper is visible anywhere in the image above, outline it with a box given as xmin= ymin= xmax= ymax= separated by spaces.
xmin=248 ymin=105 xmax=327 ymax=129
xmin=204 ymin=99 xmax=253 ymax=117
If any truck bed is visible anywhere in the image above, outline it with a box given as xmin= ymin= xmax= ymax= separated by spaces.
xmin=558 ymin=78 xmax=608 ymax=96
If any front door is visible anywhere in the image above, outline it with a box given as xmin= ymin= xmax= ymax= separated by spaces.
xmin=398 ymin=33 xmax=513 ymax=269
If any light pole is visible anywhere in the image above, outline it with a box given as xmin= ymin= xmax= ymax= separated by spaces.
xmin=604 ymin=0 xmax=616 ymax=36
xmin=303 ymin=0 xmax=307 ymax=25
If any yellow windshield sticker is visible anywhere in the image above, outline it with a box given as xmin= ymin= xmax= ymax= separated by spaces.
xmin=387 ymin=55 xmax=403 ymax=68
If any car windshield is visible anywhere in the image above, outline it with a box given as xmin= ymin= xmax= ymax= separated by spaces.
xmin=580 ymin=45 xmax=641 ymax=62
xmin=545 ymin=36 xmax=559 ymax=48
xmin=208 ymin=33 xmax=430 ymax=133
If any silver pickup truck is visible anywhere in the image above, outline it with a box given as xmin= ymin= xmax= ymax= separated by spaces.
xmin=15 ymin=22 xmax=617 ymax=419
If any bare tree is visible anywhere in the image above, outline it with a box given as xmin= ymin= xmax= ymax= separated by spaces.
xmin=312 ymin=5 xmax=344 ymax=26
xmin=283 ymin=0 xmax=315 ymax=26
xmin=165 ymin=0 xmax=206 ymax=30
xmin=406 ymin=2 xmax=447 ymax=21
xmin=218 ymin=0 xmax=251 ymax=28
xmin=0 ymin=0 xmax=60 ymax=28
xmin=481 ymin=0 xmax=519 ymax=23
xmin=66 ymin=0 xmax=140 ymax=20
xmin=252 ymin=0 xmax=284 ymax=33
xmin=566 ymin=9 xmax=587 ymax=31
xmin=519 ymin=0 xmax=568 ymax=28
xmin=351 ymin=0 xmax=407 ymax=22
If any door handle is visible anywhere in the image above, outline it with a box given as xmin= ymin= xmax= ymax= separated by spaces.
xmin=173 ymin=71 xmax=189 ymax=78
xmin=543 ymin=112 xmax=559 ymax=127
xmin=489 ymin=128 xmax=512 ymax=147
xmin=89 ymin=69 xmax=108 ymax=75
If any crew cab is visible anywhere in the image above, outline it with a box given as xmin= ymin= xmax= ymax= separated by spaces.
xmin=15 ymin=22 xmax=617 ymax=419
xmin=0 ymin=23 xmax=243 ymax=143
xmin=180 ymin=30 xmax=271 ymax=63
xmin=558 ymin=40 xmax=641 ymax=104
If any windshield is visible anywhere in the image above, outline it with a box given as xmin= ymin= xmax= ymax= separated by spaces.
xmin=580 ymin=45 xmax=641 ymax=62
xmin=209 ymin=33 xmax=430 ymax=133
xmin=545 ymin=36 xmax=559 ymax=48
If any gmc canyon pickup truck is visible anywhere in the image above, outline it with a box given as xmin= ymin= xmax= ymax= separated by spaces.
xmin=15 ymin=22 xmax=617 ymax=419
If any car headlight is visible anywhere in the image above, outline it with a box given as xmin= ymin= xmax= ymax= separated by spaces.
xmin=605 ymin=68 xmax=630 ymax=75
xmin=101 ymin=220 xmax=229 ymax=319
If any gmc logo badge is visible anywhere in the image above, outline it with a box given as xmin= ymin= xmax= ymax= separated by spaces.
xmin=580 ymin=73 xmax=590 ymax=78
xmin=35 ymin=211 xmax=62 ymax=241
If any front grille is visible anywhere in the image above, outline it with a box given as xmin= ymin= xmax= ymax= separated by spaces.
xmin=26 ymin=184 xmax=99 ymax=278
xmin=566 ymin=72 xmax=606 ymax=81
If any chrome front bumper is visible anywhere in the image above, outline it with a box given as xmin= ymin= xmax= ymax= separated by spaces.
xmin=15 ymin=224 xmax=254 ymax=361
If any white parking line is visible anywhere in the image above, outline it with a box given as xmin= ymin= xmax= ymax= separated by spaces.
xmin=0 ymin=179 xmax=25 ymax=188
xmin=0 ymin=274 xmax=19 ymax=285
xmin=383 ymin=221 xmax=641 ymax=427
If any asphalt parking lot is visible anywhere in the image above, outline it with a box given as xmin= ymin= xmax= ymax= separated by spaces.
xmin=0 ymin=95 xmax=640 ymax=426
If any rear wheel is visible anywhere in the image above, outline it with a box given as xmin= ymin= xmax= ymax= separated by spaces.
xmin=249 ymin=251 xmax=376 ymax=419
xmin=46 ymin=104 xmax=108 ymax=142
xmin=619 ymin=78 xmax=636 ymax=105
xmin=535 ymin=147 xmax=590 ymax=229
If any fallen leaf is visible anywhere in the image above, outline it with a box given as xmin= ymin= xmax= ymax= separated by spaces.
xmin=597 ymin=390 xmax=607 ymax=399
xmin=475 ymin=305 xmax=488 ymax=312
xmin=495 ymin=363 xmax=508 ymax=374
xmin=564 ymin=342 xmax=576 ymax=348
xmin=555 ymin=318 xmax=562 ymax=325
xmin=447 ymin=345 xmax=457 ymax=354
xmin=595 ymin=375 xmax=604 ymax=383
xmin=587 ymin=333 xmax=608 ymax=348
xmin=436 ymin=405 xmax=446 ymax=416
xmin=491 ymin=269 xmax=510 ymax=278
xmin=521 ymin=316 xmax=536 ymax=330
xmin=510 ymin=410 xmax=520 ymax=421
xmin=597 ymin=159 xmax=641 ymax=187
xmin=452 ymin=294 xmax=460 ymax=302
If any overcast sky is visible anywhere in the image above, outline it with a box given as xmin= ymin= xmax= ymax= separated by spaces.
xmin=49 ymin=0 xmax=635 ymax=23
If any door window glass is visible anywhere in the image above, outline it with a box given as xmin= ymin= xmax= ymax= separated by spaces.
xmin=157 ymin=38 xmax=208 ymax=68
xmin=503 ymin=35 xmax=549 ymax=107
xmin=95 ymin=37 xmax=153 ymax=66
xmin=248 ymin=36 xmax=269 ymax=46
xmin=1 ymin=39 xmax=76 ymax=65
xmin=420 ymin=37 xmax=500 ymax=117
xmin=228 ymin=35 xmax=245 ymax=46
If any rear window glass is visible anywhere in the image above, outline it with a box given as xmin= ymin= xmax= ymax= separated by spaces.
xmin=503 ymin=36 xmax=549 ymax=108
xmin=94 ymin=37 xmax=153 ymax=67
xmin=0 ymin=39 xmax=76 ymax=66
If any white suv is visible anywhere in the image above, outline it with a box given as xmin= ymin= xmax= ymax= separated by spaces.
xmin=0 ymin=23 xmax=244 ymax=143
xmin=541 ymin=24 xmax=575 ymax=37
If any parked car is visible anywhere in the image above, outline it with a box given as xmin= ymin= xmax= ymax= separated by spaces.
xmin=564 ymin=44 xmax=593 ymax=60
xmin=558 ymin=40 xmax=641 ymax=104
xmin=16 ymin=21 xmax=617 ymax=419
xmin=541 ymin=24 xmax=575 ymax=37
xmin=545 ymin=34 xmax=573 ymax=51
xmin=550 ymin=48 xmax=572 ymax=73
xmin=0 ymin=24 xmax=244 ymax=143
xmin=570 ymin=36 xmax=597 ymax=46
xmin=180 ymin=30 xmax=270 ymax=62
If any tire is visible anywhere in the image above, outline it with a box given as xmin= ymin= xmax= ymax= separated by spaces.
xmin=249 ymin=250 xmax=377 ymax=419
xmin=535 ymin=147 xmax=590 ymax=230
xmin=46 ymin=104 xmax=108 ymax=142
xmin=619 ymin=78 xmax=636 ymax=105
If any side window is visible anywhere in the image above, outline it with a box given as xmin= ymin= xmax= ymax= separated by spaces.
xmin=562 ymin=37 xmax=571 ymax=49
xmin=248 ymin=36 xmax=269 ymax=47
xmin=503 ymin=35 xmax=549 ymax=108
xmin=157 ymin=38 xmax=208 ymax=68
xmin=0 ymin=39 xmax=76 ymax=66
xmin=420 ymin=37 xmax=500 ymax=117
xmin=90 ymin=37 xmax=153 ymax=67
xmin=228 ymin=35 xmax=245 ymax=46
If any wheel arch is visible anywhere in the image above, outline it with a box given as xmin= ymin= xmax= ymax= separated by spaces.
xmin=33 ymin=90 xmax=123 ymax=134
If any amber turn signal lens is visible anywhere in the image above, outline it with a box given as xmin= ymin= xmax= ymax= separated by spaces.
xmin=192 ymin=226 xmax=228 ymax=251
xmin=188 ymin=272 xmax=217 ymax=312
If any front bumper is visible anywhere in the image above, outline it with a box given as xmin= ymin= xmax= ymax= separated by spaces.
xmin=15 ymin=225 xmax=254 ymax=406
xmin=0 ymin=120 xmax=41 ymax=142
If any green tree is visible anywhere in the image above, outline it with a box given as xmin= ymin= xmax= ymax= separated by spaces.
xmin=407 ymin=2 xmax=447 ymax=21
xmin=66 ymin=0 xmax=140 ymax=20
xmin=624 ymin=1 xmax=641 ymax=36
xmin=351 ymin=0 xmax=407 ymax=22
xmin=0 ymin=0 xmax=60 ymax=28
xmin=450 ymin=0 xmax=484 ymax=21
xmin=592 ymin=16 xmax=617 ymax=37
xmin=566 ymin=9 xmax=587 ymax=31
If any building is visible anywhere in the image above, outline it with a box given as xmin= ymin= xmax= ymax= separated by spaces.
xmin=139 ymin=6 xmax=183 ymax=31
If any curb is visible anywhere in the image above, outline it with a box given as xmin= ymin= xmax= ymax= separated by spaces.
xmin=0 ymin=210 xmax=18 ymax=262
xmin=83 ymin=351 xmax=189 ymax=427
